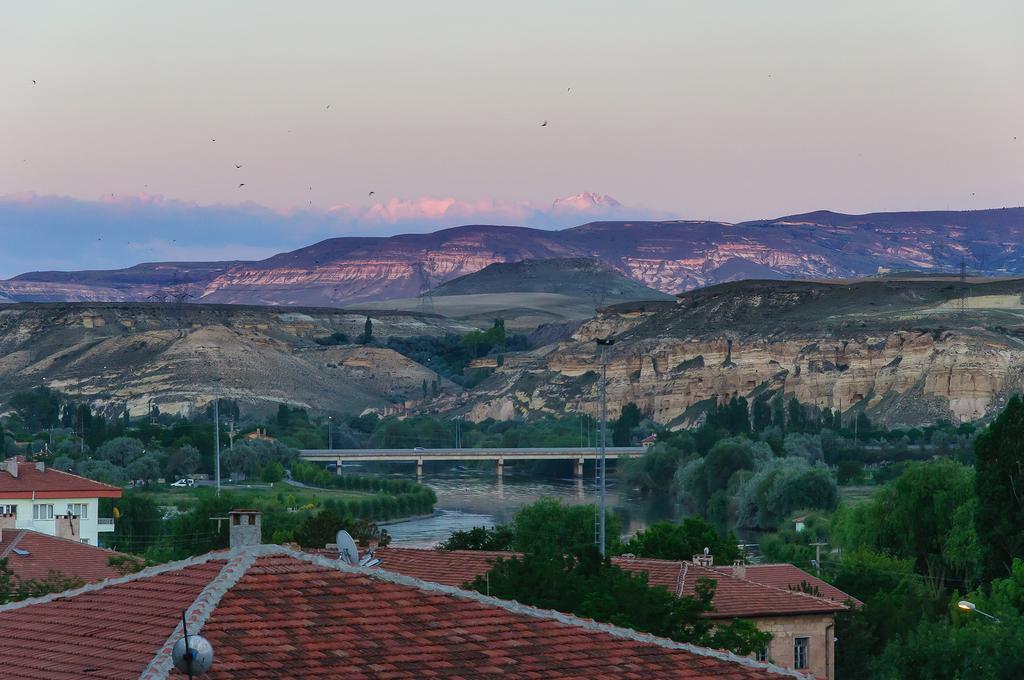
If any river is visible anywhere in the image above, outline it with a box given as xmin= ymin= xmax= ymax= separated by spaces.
xmin=363 ymin=464 xmax=681 ymax=548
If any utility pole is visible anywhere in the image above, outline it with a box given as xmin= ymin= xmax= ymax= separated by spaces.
xmin=212 ymin=378 xmax=223 ymax=496
xmin=596 ymin=337 xmax=615 ymax=557
xmin=809 ymin=542 xmax=828 ymax=576
xmin=214 ymin=396 xmax=221 ymax=496
xmin=327 ymin=415 xmax=333 ymax=450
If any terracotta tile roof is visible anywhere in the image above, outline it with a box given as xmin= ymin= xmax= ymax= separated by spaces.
xmin=0 ymin=546 xmax=809 ymax=679
xmin=716 ymin=563 xmax=861 ymax=606
xmin=0 ymin=459 xmax=122 ymax=499
xmin=0 ymin=559 xmax=223 ymax=679
xmin=0 ymin=529 xmax=129 ymax=583
xmin=357 ymin=548 xmax=846 ymax=619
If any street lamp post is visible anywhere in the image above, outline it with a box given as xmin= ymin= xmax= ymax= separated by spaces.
xmin=327 ymin=415 xmax=334 ymax=450
xmin=957 ymin=600 xmax=1000 ymax=622
xmin=596 ymin=337 xmax=615 ymax=557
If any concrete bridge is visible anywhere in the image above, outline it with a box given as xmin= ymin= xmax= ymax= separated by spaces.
xmin=298 ymin=446 xmax=647 ymax=477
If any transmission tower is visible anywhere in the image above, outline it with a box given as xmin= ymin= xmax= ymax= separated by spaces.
xmin=413 ymin=262 xmax=435 ymax=315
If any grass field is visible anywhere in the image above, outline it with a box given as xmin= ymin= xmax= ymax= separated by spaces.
xmin=838 ymin=485 xmax=879 ymax=505
xmin=136 ymin=482 xmax=373 ymax=510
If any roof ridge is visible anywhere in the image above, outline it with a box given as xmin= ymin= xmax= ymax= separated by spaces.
xmin=676 ymin=561 xmax=688 ymax=598
xmin=139 ymin=550 xmax=259 ymax=680
xmin=0 ymin=548 xmax=229 ymax=614
xmin=706 ymin=564 xmax=846 ymax=610
xmin=0 ymin=529 xmax=27 ymax=560
xmin=29 ymin=465 xmax=122 ymax=490
xmin=269 ymin=545 xmax=810 ymax=679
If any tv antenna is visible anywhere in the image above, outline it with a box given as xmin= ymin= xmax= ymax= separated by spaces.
xmin=171 ymin=610 xmax=214 ymax=678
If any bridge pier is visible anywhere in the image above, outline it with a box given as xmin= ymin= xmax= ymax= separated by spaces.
xmin=574 ymin=457 xmax=584 ymax=478
xmin=496 ymin=457 xmax=504 ymax=479
xmin=335 ymin=457 xmax=343 ymax=475
xmin=416 ymin=457 xmax=423 ymax=478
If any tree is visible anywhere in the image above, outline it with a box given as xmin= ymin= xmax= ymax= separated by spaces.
xmin=830 ymin=549 xmax=941 ymax=680
xmin=512 ymin=499 xmax=622 ymax=556
xmin=165 ymin=445 xmax=201 ymax=479
xmin=125 ymin=452 xmax=162 ymax=483
xmin=361 ymin=316 xmax=373 ymax=344
xmin=787 ymin=397 xmax=807 ymax=432
xmin=439 ymin=525 xmax=515 ymax=551
xmin=831 ymin=459 xmax=975 ymax=590
xmin=622 ymin=518 xmax=741 ymax=563
xmin=96 ymin=437 xmax=146 ymax=467
xmin=733 ymin=457 xmax=837 ymax=529
xmin=974 ymin=395 xmax=1024 ymax=582
xmin=260 ymin=461 xmax=285 ymax=483
xmin=612 ymin=402 xmax=642 ymax=446
xmin=468 ymin=547 xmax=769 ymax=655
xmin=752 ymin=396 xmax=772 ymax=432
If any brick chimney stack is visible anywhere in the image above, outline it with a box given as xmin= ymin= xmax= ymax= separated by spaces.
xmin=229 ymin=509 xmax=262 ymax=549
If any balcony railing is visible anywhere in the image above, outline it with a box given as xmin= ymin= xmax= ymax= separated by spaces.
xmin=97 ymin=518 xmax=115 ymax=532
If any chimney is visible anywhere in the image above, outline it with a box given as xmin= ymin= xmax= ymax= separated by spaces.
xmin=35 ymin=461 xmax=45 ymax=473
xmin=229 ymin=509 xmax=262 ymax=549
xmin=4 ymin=458 xmax=18 ymax=478
xmin=732 ymin=559 xmax=746 ymax=579
xmin=55 ymin=514 xmax=80 ymax=541
xmin=0 ymin=513 xmax=15 ymax=531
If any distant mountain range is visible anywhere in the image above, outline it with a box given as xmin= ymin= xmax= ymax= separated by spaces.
xmin=2 ymin=207 xmax=1022 ymax=305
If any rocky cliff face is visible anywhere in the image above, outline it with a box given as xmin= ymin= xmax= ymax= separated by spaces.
xmin=0 ymin=304 xmax=472 ymax=418
xmin=3 ymin=208 xmax=1024 ymax=306
xmin=445 ymin=279 xmax=1024 ymax=428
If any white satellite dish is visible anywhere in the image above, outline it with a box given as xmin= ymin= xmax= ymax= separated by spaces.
xmin=172 ymin=634 xmax=214 ymax=676
xmin=336 ymin=529 xmax=359 ymax=566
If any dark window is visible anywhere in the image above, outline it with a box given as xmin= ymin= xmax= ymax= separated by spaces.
xmin=794 ymin=637 xmax=809 ymax=669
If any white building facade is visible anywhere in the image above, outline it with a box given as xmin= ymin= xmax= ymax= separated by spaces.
xmin=0 ymin=457 xmax=120 ymax=546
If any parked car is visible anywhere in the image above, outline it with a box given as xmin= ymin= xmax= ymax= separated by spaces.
xmin=170 ymin=478 xmax=195 ymax=488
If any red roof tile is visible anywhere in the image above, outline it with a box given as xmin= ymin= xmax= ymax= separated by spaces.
xmin=0 ymin=529 xmax=130 ymax=584
xmin=359 ymin=548 xmax=846 ymax=619
xmin=0 ymin=460 xmax=122 ymax=499
xmin=0 ymin=559 xmax=223 ymax=679
xmin=0 ymin=547 xmax=809 ymax=679
xmin=716 ymin=563 xmax=861 ymax=606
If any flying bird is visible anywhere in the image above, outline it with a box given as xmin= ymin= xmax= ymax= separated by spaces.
xmin=540 ymin=120 xmax=548 ymax=127
xmin=238 ymin=183 xmax=245 ymax=188
xmin=235 ymin=164 xmax=242 ymax=169
xmin=368 ymin=191 xmax=375 ymax=197
xmin=32 ymin=80 xmax=36 ymax=85
xmin=326 ymin=104 xmax=331 ymax=110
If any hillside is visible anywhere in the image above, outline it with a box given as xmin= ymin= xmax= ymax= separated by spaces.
xmin=429 ymin=258 xmax=670 ymax=299
xmin=352 ymin=258 xmax=671 ymax=331
xmin=0 ymin=304 xmax=473 ymax=418
xmin=427 ymin=277 xmax=1024 ymax=428
xmin=2 ymin=207 xmax=1023 ymax=306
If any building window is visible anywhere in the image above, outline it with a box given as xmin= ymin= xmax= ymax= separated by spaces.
xmin=66 ymin=503 xmax=89 ymax=519
xmin=33 ymin=504 xmax=54 ymax=521
xmin=0 ymin=504 xmax=16 ymax=517
xmin=755 ymin=646 xmax=769 ymax=663
xmin=794 ymin=637 xmax=809 ymax=670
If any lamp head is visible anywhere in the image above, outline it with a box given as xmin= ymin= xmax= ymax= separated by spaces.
xmin=957 ymin=600 xmax=976 ymax=611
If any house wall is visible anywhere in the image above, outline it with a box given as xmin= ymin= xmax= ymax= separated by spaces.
xmin=747 ymin=613 xmax=836 ymax=680
xmin=0 ymin=498 xmax=101 ymax=545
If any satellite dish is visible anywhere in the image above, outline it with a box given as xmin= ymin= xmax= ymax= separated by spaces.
xmin=172 ymin=634 xmax=214 ymax=676
xmin=703 ymin=547 xmax=710 ymax=556
xmin=336 ymin=530 xmax=359 ymax=566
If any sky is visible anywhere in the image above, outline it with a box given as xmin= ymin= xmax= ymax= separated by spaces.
xmin=1 ymin=1 xmax=1022 ymax=278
